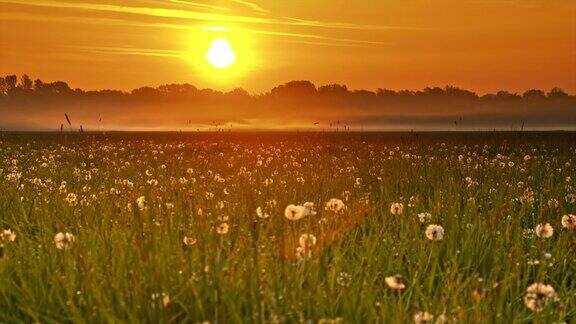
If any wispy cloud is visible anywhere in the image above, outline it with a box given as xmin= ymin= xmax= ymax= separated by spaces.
xmin=165 ymin=0 xmax=230 ymax=11
xmin=229 ymin=0 xmax=269 ymax=14
xmin=0 ymin=0 xmax=418 ymax=30
xmin=75 ymin=46 xmax=186 ymax=58
xmin=0 ymin=11 xmax=390 ymax=48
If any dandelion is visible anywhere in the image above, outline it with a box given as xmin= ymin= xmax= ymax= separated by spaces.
xmin=325 ymin=198 xmax=346 ymax=213
xmin=296 ymin=233 xmax=317 ymax=261
xmin=183 ymin=236 xmax=197 ymax=246
xmin=256 ymin=206 xmax=270 ymax=219
xmin=336 ymin=272 xmax=351 ymax=287
xmin=547 ymin=198 xmax=559 ymax=209
xmin=385 ymin=275 xmax=405 ymax=290
xmin=523 ymin=282 xmax=557 ymax=312
xmin=390 ymin=202 xmax=403 ymax=215
xmin=54 ymin=232 xmax=75 ymax=250
xmin=216 ymin=223 xmax=229 ymax=235
xmin=162 ymin=293 xmax=170 ymax=307
xmin=413 ymin=311 xmax=434 ymax=324
xmin=146 ymin=179 xmax=158 ymax=186
xmin=535 ymin=223 xmax=553 ymax=239
xmin=0 ymin=229 xmax=16 ymax=242
xmin=136 ymin=196 xmax=147 ymax=210
xmin=435 ymin=314 xmax=448 ymax=324
xmin=303 ymin=202 xmax=317 ymax=216
xmin=298 ymin=234 xmax=317 ymax=249
xmin=295 ymin=246 xmax=312 ymax=260
xmin=520 ymin=189 xmax=535 ymax=206
xmin=284 ymin=204 xmax=305 ymax=221
xmin=417 ymin=212 xmax=432 ymax=223
xmin=561 ymin=214 xmax=575 ymax=230
xmin=151 ymin=292 xmax=170 ymax=308
xmin=425 ymin=224 xmax=444 ymax=241
xmin=65 ymin=193 xmax=78 ymax=206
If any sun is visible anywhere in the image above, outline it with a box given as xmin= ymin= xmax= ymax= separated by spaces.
xmin=205 ymin=38 xmax=236 ymax=69
xmin=187 ymin=26 xmax=256 ymax=83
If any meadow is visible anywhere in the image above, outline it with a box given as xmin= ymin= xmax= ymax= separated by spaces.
xmin=0 ymin=132 xmax=574 ymax=323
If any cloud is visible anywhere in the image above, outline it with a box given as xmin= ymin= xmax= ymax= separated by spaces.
xmin=229 ymin=0 xmax=269 ymax=14
xmin=0 ymin=0 xmax=418 ymax=31
xmin=0 ymin=11 xmax=390 ymax=48
xmin=165 ymin=0 xmax=230 ymax=11
xmin=75 ymin=46 xmax=186 ymax=58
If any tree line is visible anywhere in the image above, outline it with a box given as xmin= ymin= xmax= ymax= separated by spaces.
xmin=0 ymin=74 xmax=572 ymax=107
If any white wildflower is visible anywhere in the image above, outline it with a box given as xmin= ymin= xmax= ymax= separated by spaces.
xmin=54 ymin=232 xmax=75 ymax=250
xmin=425 ymin=224 xmax=444 ymax=241
xmin=523 ymin=282 xmax=557 ymax=312
xmin=390 ymin=202 xmax=404 ymax=215
xmin=535 ymin=223 xmax=553 ymax=239
xmin=284 ymin=204 xmax=305 ymax=221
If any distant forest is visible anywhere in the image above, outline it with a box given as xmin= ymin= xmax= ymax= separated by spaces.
xmin=1 ymin=74 xmax=575 ymax=131
xmin=1 ymin=74 xmax=572 ymax=104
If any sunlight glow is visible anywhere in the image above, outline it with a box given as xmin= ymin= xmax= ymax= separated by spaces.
xmin=205 ymin=39 xmax=236 ymax=69
xmin=187 ymin=26 xmax=256 ymax=85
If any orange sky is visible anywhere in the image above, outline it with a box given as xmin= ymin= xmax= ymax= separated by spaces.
xmin=1 ymin=0 xmax=575 ymax=93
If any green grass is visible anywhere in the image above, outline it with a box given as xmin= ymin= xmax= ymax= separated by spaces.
xmin=0 ymin=132 xmax=574 ymax=323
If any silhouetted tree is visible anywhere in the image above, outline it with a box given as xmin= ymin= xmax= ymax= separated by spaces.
xmin=4 ymin=75 xmax=17 ymax=95
xmin=226 ymin=88 xmax=250 ymax=100
xmin=376 ymin=88 xmax=397 ymax=98
xmin=523 ymin=89 xmax=546 ymax=100
xmin=269 ymin=80 xmax=316 ymax=98
xmin=547 ymin=87 xmax=568 ymax=99
xmin=0 ymin=77 xmax=6 ymax=97
xmin=131 ymin=86 xmax=161 ymax=99
xmin=444 ymin=86 xmax=478 ymax=100
xmin=495 ymin=91 xmax=521 ymax=101
xmin=19 ymin=74 xmax=33 ymax=91
xmin=318 ymin=84 xmax=348 ymax=96
xmin=34 ymin=79 xmax=45 ymax=92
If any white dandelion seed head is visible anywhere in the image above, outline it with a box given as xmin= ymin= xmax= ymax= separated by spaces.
xmin=535 ymin=223 xmax=553 ymax=239
xmin=385 ymin=275 xmax=406 ymax=290
xmin=183 ymin=236 xmax=197 ymax=246
xmin=0 ymin=229 xmax=16 ymax=242
xmin=298 ymin=234 xmax=317 ymax=249
xmin=136 ymin=196 xmax=147 ymax=210
xmin=295 ymin=246 xmax=312 ymax=261
xmin=303 ymin=202 xmax=317 ymax=216
xmin=390 ymin=202 xmax=404 ymax=215
xmin=216 ymin=223 xmax=229 ymax=235
xmin=325 ymin=198 xmax=346 ymax=213
xmin=256 ymin=206 xmax=270 ymax=219
xmin=523 ymin=282 xmax=557 ymax=312
xmin=425 ymin=224 xmax=444 ymax=241
xmin=413 ymin=311 xmax=434 ymax=324
xmin=417 ymin=212 xmax=432 ymax=223
xmin=284 ymin=204 xmax=305 ymax=221
xmin=54 ymin=232 xmax=75 ymax=250
xmin=561 ymin=214 xmax=575 ymax=230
